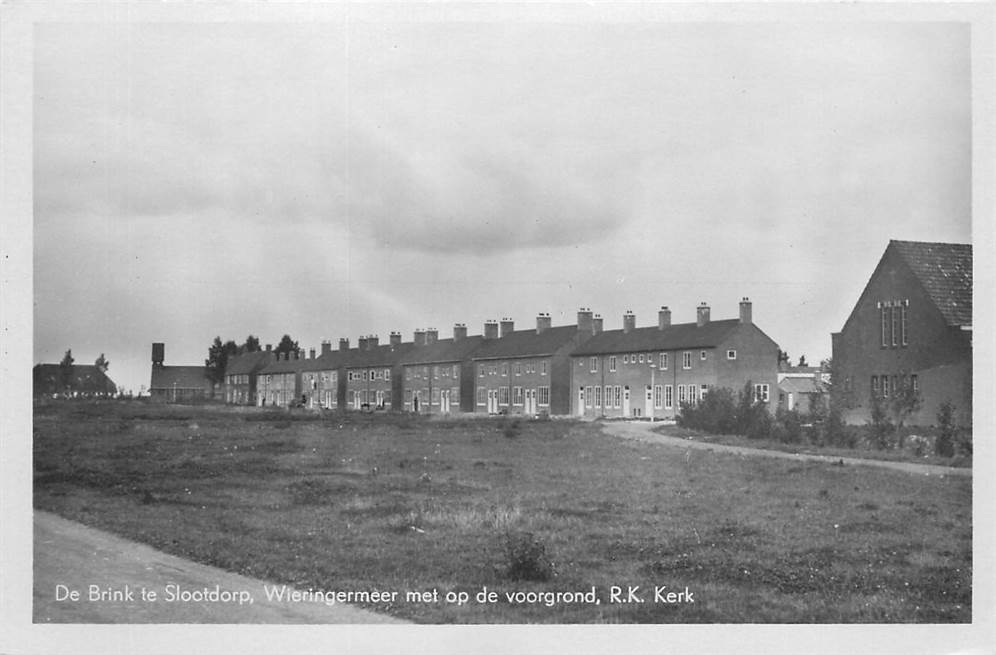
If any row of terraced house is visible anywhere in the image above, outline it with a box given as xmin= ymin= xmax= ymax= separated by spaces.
xmin=218 ymin=298 xmax=781 ymax=419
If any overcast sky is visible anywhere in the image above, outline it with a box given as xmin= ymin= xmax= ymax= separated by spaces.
xmin=33 ymin=16 xmax=972 ymax=395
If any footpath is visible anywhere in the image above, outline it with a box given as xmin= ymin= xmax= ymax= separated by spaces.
xmin=599 ymin=420 xmax=972 ymax=478
xmin=34 ymin=511 xmax=407 ymax=623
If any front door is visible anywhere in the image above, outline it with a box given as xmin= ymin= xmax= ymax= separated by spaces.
xmin=645 ymin=385 xmax=653 ymax=419
xmin=578 ymin=388 xmax=585 ymax=417
xmin=487 ymin=389 xmax=499 ymax=414
xmin=623 ymin=386 xmax=631 ymax=417
xmin=524 ymin=389 xmax=536 ymax=416
xmin=440 ymin=389 xmax=450 ymax=413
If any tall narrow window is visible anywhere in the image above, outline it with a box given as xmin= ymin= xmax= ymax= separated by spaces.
xmin=881 ymin=304 xmax=889 ymax=347
xmin=609 ymin=356 xmax=617 ymax=372
xmin=682 ymin=352 xmax=692 ymax=369
xmin=901 ymin=302 xmax=908 ymax=346
xmin=585 ymin=386 xmax=593 ymax=408
xmin=590 ymin=357 xmax=598 ymax=373
xmin=654 ymin=385 xmax=662 ymax=409
xmin=891 ymin=305 xmax=898 ymax=347
xmin=660 ymin=353 xmax=668 ymax=370
xmin=911 ymin=374 xmax=919 ymax=393
xmin=665 ymin=385 xmax=673 ymax=409
xmin=871 ymin=375 xmax=879 ymax=395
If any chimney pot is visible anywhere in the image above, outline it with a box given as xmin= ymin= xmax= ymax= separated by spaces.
xmin=623 ymin=311 xmax=636 ymax=334
xmin=697 ymin=303 xmax=711 ymax=327
xmin=593 ymin=314 xmax=603 ymax=334
xmin=536 ymin=313 xmax=552 ymax=334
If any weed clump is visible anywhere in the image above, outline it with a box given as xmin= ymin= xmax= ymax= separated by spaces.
xmin=501 ymin=419 xmax=522 ymax=439
xmin=504 ymin=531 xmax=554 ymax=581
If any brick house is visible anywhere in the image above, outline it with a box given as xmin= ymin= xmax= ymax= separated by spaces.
xmin=570 ymin=299 xmax=779 ymax=419
xmin=471 ymin=310 xmax=599 ymax=416
xmin=149 ymin=342 xmax=216 ymax=402
xmin=299 ymin=341 xmax=344 ymax=410
xmin=224 ymin=346 xmax=274 ymax=405
xmin=831 ymin=240 xmax=972 ymax=426
xmin=257 ymin=350 xmax=306 ymax=407
xmin=399 ymin=325 xmax=485 ymax=414
xmin=343 ymin=333 xmax=414 ymax=411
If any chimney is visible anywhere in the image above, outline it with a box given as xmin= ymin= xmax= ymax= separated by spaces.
xmin=484 ymin=320 xmax=499 ymax=340
xmin=593 ymin=314 xmax=603 ymax=334
xmin=577 ymin=308 xmax=593 ymax=334
xmin=358 ymin=336 xmax=369 ymax=351
xmin=658 ymin=306 xmax=671 ymax=330
xmin=453 ymin=323 xmax=467 ymax=341
xmin=367 ymin=335 xmax=379 ymax=350
xmin=152 ymin=342 xmax=164 ymax=367
xmin=265 ymin=343 xmax=272 ymax=352
xmin=321 ymin=340 xmax=331 ymax=357
xmin=339 ymin=338 xmax=350 ymax=351
xmin=536 ymin=313 xmax=552 ymax=334
xmin=309 ymin=348 xmax=316 ymax=359
xmin=414 ymin=329 xmax=427 ymax=346
xmin=739 ymin=297 xmax=753 ymax=324
xmin=623 ymin=311 xmax=636 ymax=334
xmin=426 ymin=328 xmax=439 ymax=344
xmin=697 ymin=302 xmax=711 ymax=327
xmin=500 ymin=318 xmax=515 ymax=338
xmin=390 ymin=331 xmax=402 ymax=346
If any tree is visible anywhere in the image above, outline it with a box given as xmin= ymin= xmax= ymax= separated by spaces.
xmin=889 ymin=374 xmax=922 ymax=448
xmin=95 ymin=353 xmax=109 ymax=372
xmin=274 ymin=334 xmax=300 ymax=358
xmin=205 ymin=337 xmax=239 ymax=385
xmin=777 ymin=349 xmax=790 ymax=367
xmin=59 ymin=349 xmax=74 ymax=394
xmin=243 ymin=335 xmax=261 ymax=353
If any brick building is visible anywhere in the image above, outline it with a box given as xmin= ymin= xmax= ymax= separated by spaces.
xmin=149 ymin=343 xmax=216 ymax=402
xmin=224 ymin=346 xmax=274 ymax=405
xmin=299 ymin=341 xmax=343 ymax=410
xmin=257 ymin=350 xmax=305 ymax=407
xmin=471 ymin=310 xmax=599 ymax=416
xmin=399 ymin=325 xmax=485 ymax=414
xmin=343 ymin=333 xmax=414 ymax=410
xmin=570 ymin=299 xmax=779 ymax=419
xmin=831 ymin=240 xmax=972 ymax=426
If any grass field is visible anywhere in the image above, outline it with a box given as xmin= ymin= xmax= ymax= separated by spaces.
xmin=33 ymin=402 xmax=972 ymax=623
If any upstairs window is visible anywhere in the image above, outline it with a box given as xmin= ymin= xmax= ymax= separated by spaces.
xmin=660 ymin=353 xmax=668 ymax=370
xmin=880 ymin=303 xmax=889 ymax=347
xmin=682 ymin=352 xmax=692 ymax=369
xmin=590 ymin=357 xmax=598 ymax=373
xmin=609 ymin=356 xmax=617 ymax=372
xmin=901 ymin=301 xmax=909 ymax=346
xmin=727 ymin=349 xmax=736 ymax=360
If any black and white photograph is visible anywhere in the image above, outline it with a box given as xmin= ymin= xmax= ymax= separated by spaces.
xmin=1 ymin=1 xmax=993 ymax=653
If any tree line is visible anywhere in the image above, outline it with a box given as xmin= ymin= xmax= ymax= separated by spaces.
xmin=205 ymin=334 xmax=299 ymax=384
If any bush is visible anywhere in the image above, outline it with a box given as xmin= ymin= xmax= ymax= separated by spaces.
xmin=504 ymin=531 xmax=554 ymax=581
xmin=774 ymin=408 xmax=803 ymax=444
xmin=867 ymin=393 xmax=895 ymax=450
xmin=501 ymin=418 xmax=522 ymax=439
xmin=822 ymin=406 xmax=856 ymax=448
xmin=677 ymin=387 xmax=737 ymax=434
xmin=935 ymin=401 xmax=956 ymax=457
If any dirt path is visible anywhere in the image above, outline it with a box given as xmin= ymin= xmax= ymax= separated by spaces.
xmin=34 ymin=511 xmax=407 ymax=623
xmin=599 ymin=421 xmax=972 ymax=477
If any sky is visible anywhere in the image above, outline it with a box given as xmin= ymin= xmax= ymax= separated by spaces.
xmin=32 ymin=14 xmax=972 ymax=395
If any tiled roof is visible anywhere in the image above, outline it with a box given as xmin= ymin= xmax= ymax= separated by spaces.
xmin=471 ymin=325 xmax=583 ymax=361
xmin=400 ymin=335 xmax=486 ymax=365
xmin=890 ymin=240 xmax=972 ymax=326
xmin=778 ymin=376 xmax=821 ymax=394
xmin=344 ymin=342 xmax=418 ymax=369
xmin=225 ymin=350 xmax=273 ymax=376
xmin=150 ymin=365 xmax=212 ymax=390
xmin=571 ymin=319 xmax=741 ymax=356
xmin=33 ymin=364 xmax=117 ymax=394
xmin=259 ymin=353 xmax=312 ymax=374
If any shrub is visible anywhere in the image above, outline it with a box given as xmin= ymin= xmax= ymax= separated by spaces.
xmin=744 ymin=403 xmax=773 ymax=440
xmin=774 ymin=408 xmax=803 ymax=444
xmin=504 ymin=531 xmax=554 ymax=581
xmin=822 ymin=406 xmax=856 ymax=448
xmin=935 ymin=401 xmax=956 ymax=457
xmin=677 ymin=387 xmax=737 ymax=434
xmin=501 ymin=418 xmax=522 ymax=439
xmin=867 ymin=393 xmax=895 ymax=450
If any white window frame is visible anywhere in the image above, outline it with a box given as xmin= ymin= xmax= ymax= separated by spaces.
xmin=727 ymin=349 xmax=736 ymax=360
xmin=660 ymin=353 xmax=668 ymax=370
xmin=590 ymin=357 xmax=598 ymax=373
xmin=682 ymin=351 xmax=692 ymax=369
xmin=609 ymin=356 xmax=617 ymax=372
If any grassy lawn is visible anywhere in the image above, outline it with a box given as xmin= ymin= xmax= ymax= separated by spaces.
xmin=652 ymin=423 xmax=973 ymax=469
xmin=33 ymin=402 xmax=971 ymax=623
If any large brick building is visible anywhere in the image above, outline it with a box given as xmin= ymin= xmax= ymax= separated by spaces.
xmin=149 ymin=343 xmax=216 ymax=402
xmin=570 ymin=299 xmax=779 ymax=419
xmin=399 ymin=325 xmax=485 ymax=414
xmin=831 ymin=240 xmax=972 ymax=426
xmin=224 ymin=346 xmax=274 ymax=405
xmin=471 ymin=310 xmax=600 ymax=416
xmin=343 ymin=333 xmax=414 ymax=411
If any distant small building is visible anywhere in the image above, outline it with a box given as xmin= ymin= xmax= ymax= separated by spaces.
xmin=831 ymin=240 xmax=972 ymax=426
xmin=149 ymin=342 xmax=216 ymax=403
xmin=33 ymin=364 xmax=117 ymax=398
xmin=777 ymin=365 xmax=828 ymax=414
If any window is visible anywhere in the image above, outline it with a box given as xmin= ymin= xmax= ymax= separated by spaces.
xmin=477 ymin=388 xmax=487 ymax=405
xmin=406 ymin=368 xmax=412 ymax=380
xmin=590 ymin=357 xmax=598 ymax=373
xmin=654 ymin=385 xmax=662 ymax=409
xmin=453 ymin=364 xmax=459 ymax=378
xmin=609 ymin=356 xmax=617 ymax=372
xmin=660 ymin=353 xmax=668 ymax=370
xmin=515 ymin=362 xmax=522 ymax=376
xmin=901 ymin=301 xmax=909 ymax=346
xmin=538 ymin=386 xmax=550 ymax=406
xmin=911 ymin=374 xmax=919 ymax=393
xmin=638 ymin=354 xmax=645 ymax=364
xmin=891 ymin=375 xmax=898 ymax=395
xmin=700 ymin=384 xmax=709 ymax=397
xmin=479 ymin=365 xmax=484 ymax=377
xmin=700 ymin=351 xmax=707 ymax=361
xmin=513 ymin=387 xmax=523 ymax=405
xmin=727 ymin=350 xmax=736 ymax=360
xmin=623 ymin=355 xmax=629 ymax=364
xmin=664 ymin=385 xmax=673 ymax=409
xmin=614 ymin=385 xmax=622 ymax=408
xmin=585 ymin=386 xmax=593 ymax=408
xmin=682 ymin=352 xmax=692 ymax=369
xmin=753 ymin=383 xmax=770 ymax=403
xmin=881 ymin=374 xmax=890 ymax=398
xmin=881 ymin=303 xmax=889 ymax=347
xmin=871 ymin=375 xmax=879 ymax=395
xmin=604 ymin=386 xmax=612 ymax=408
xmin=594 ymin=385 xmax=602 ymax=408
xmin=384 ymin=369 xmax=390 ymax=381
xmin=498 ymin=387 xmax=510 ymax=405
xmin=433 ymin=365 xmax=439 ymax=379
xmin=501 ymin=363 xmax=508 ymax=377
xmin=688 ymin=385 xmax=698 ymax=405
xmin=891 ymin=305 xmax=898 ymax=347
xmin=678 ymin=385 xmax=687 ymax=405
xmin=540 ymin=361 xmax=547 ymax=376
xmin=406 ymin=389 xmax=413 ymax=405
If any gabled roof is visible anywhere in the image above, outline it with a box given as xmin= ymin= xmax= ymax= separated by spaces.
xmin=344 ymin=342 xmax=418 ymax=369
xmin=400 ymin=335 xmax=486 ymax=365
xmin=150 ymin=365 xmax=212 ymax=390
xmin=778 ymin=376 xmax=822 ymax=395
xmin=471 ymin=325 xmax=583 ymax=361
xmin=890 ymin=240 xmax=972 ymax=326
xmin=571 ymin=319 xmax=741 ymax=356
xmin=225 ymin=350 xmax=273 ymax=376
xmin=33 ymin=364 xmax=117 ymax=394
